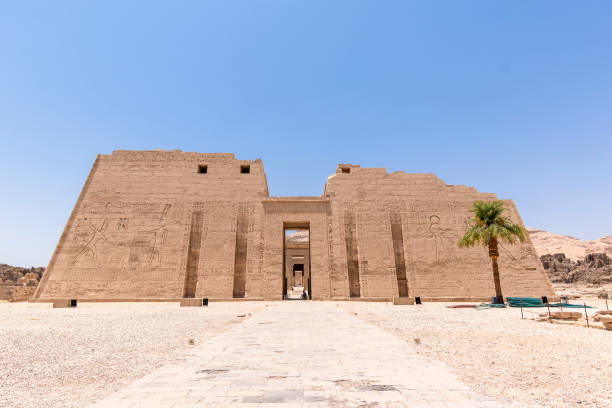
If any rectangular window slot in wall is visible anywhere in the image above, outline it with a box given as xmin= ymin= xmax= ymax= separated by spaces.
xmin=241 ymin=164 xmax=250 ymax=174
xmin=198 ymin=165 xmax=208 ymax=174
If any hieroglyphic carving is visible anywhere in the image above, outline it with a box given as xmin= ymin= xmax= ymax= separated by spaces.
xmin=255 ymin=207 xmax=265 ymax=277
xmin=118 ymin=218 xmax=129 ymax=229
xmin=233 ymin=203 xmax=249 ymax=298
xmin=344 ymin=209 xmax=361 ymax=298
xmin=325 ymin=205 xmax=337 ymax=278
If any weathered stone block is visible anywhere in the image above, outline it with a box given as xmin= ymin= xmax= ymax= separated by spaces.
xmin=180 ymin=298 xmax=207 ymax=307
xmin=539 ymin=311 xmax=582 ymax=320
xmin=53 ymin=299 xmax=77 ymax=308
xmin=595 ymin=315 xmax=612 ymax=324
xmin=11 ymin=286 xmax=36 ymax=302
xmin=392 ymin=297 xmax=415 ymax=305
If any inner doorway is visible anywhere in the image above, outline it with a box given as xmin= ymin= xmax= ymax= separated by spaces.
xmin=283 ymin=224 xmax=311 ymax=300
xmin=292 ymin=263 xmax=304 ymax=286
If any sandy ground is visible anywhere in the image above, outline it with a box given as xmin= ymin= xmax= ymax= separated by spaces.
xmin=552 ymin=282 xmax=612 ymax=299
xmin=0 ymin=301 xmax=266 ymax=408
xmin=340 ymin=299 xmax=612 ymax=408
xmin=1 ymin=300 xmax=610 ymax=408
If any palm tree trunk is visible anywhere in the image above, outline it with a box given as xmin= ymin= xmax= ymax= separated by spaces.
xmin=488 ymin=237 xmax=503 ymax=304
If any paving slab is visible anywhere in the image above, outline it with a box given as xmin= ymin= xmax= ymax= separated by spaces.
xmin=91 ymin=302 xmax=519 ymax=407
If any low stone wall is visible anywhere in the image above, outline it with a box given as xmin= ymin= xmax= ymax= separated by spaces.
xmin=0 ymin=285 xmax=12 ymax=301
xmin=12 ymin=286 xmax=36 ymax=301
xmin=0 ymin=285 xmax=37 ymax=302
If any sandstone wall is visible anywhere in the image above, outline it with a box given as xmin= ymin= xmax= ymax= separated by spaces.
xmin=35 ymin=151 xmax=554 ymax=301
xmin=12 ymin=286 xmax=36 ymax=301
xmin=323 ymin=165 xmax=553 ymax=299
xmin=1 ymin=285 xmax=36 ymax=302
xmin=35 ymin=151 xmax=268 ymax=300
xmin=0 ymin=285 xmax=11 ymax=301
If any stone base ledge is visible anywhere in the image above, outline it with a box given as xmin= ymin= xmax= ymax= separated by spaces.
xmin=204 ymin=297 xmax=265 ymax=302
xmin=32 ymin=298 xmax=184 ymax=303
xmin=418 ymin=297 xmax=492 ymax=303
xmin=180 ymin=298 xmax=207 ymax=307
xmin=325 ymin=297 xmax=395 ymax=302
xmin=31 ymin=297 xmax=267 ymax=304
xmin=29 ymin=295 xmax=559 ymax=304
xmin=327 ymin=296 xmax=495 ymax=303
xmin=392 ymin=297 xmax=415 ymax=305
xmin=52 ymin=299 xmax=77 ymax=308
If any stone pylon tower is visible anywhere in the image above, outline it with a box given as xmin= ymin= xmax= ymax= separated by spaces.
xmin=34 ymin=150 xmax=554 ymax=302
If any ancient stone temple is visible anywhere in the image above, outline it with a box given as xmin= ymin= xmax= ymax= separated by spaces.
xmin=33 ymin=150 xmax=554 ymax=302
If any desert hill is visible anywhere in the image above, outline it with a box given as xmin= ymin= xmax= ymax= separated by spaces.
xmin=0 ymin=264 xmax=43 ymax=301
xmin=527 ymin=228 xmax=611 ymax=298
xmin=0 ymin=264 xmax=44 ymax=284
xmin=285 ymin=230 xmax=309 ymax=244
xmin=527 ymin=227 xmax=612 ymax=260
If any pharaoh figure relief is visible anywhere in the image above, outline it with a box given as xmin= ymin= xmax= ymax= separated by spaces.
xmin=428 ymin=214 xmax=458 ymax=265
xmin=68 ymin=202 xmax=178 ymax=278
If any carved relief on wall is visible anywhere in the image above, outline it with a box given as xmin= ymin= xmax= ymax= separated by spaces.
xmin=69 ymin=210 xmax=111 ymax=271
xmin=515 ymin=243 xmax=537 ymax=261
xmin=426 ymin=214 xmax=457 ymax=265
xmin=66 ymin=202 xmax=182 ymax=278
xmin=117 ymin=218 xmax=129 ymax=229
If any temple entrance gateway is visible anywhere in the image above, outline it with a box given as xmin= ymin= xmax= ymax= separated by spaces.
xmin=283 ymin=226 xmax=311 ymax=300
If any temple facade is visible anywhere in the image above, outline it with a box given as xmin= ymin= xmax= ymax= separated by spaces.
xmin=34 ymin=150 xmax=554 ymax=301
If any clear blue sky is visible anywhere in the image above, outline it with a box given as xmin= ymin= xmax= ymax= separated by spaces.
xmin=1 ymin=1 xmax=611 ymax=267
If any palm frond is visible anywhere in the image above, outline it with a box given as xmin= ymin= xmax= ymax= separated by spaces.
xmin=472 ymin=201 xmax=504 ymax=226
xmin=457 ymin=224 xmax=485 ymax=247
xmin=458 ymin=201 xmax=525 ymax=248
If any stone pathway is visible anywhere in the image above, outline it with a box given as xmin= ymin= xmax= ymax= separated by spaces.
xmin=92 ymin=302 xmax=512 ymax=407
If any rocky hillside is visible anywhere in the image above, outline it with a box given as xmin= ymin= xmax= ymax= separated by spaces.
xmin=541 ymin=253 xmax=611 ymax=284
xmin=539 ymin=253 xmax=611 ymax=298
xmin=528 ymin=228 xmax=612 ymax=298
xmin=0 ymin=264 xmax=45 ymax=285
xmin=285 ymin=230 xmax=309 ymax=244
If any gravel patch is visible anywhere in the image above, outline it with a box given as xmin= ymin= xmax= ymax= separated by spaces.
xmin=340 ymin=299 xmax=612 ymax=408
xmin=0 ymin=301 xmax=267 ymax=408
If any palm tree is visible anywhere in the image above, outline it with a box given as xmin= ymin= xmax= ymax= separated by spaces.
xmin=458 ymin=201 xmax=526 ymax=304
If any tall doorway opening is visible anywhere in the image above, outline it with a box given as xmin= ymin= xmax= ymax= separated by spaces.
xmin=283 ymin=224 xmax=311 ymax=300
xmin=292 ymin=264 xmax=305 ymax=286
